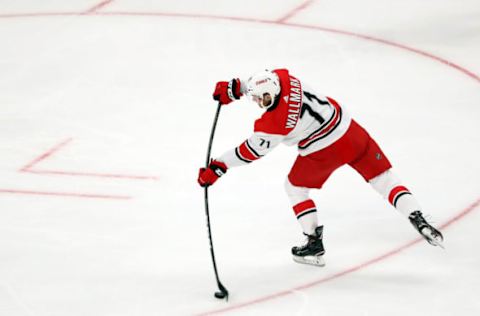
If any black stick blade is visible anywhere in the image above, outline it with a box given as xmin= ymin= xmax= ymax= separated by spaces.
xmin=214 ymin=282 xmax=229 ymax=301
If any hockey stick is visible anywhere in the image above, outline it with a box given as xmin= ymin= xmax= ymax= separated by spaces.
xmin=204 ymin=102 xmax=229 ymax=301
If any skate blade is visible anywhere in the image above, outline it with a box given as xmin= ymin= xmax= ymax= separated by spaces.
xmin=422 ymin=228 xmax=445 ymax=249
xmin=428 ymin=237 xmax=445 ymax=249
xmin=293 ymin=255 xmax=325 ymax=267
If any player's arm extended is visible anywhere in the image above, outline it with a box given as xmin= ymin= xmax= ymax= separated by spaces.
xmin=217 ymin=132 xmax=284 ymax=168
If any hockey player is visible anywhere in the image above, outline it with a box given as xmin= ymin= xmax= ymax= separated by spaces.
xmin=197 ymin=69 xmax=443 ymax=266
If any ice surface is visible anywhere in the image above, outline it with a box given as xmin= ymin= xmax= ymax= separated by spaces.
xmin=1 ymin=1 xmax=479 ymax=315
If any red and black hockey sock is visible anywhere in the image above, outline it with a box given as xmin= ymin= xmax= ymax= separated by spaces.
xmin=388 ymin=185 xmax=412 ymax=207
xmin=293 ymin=199 xmax=318 ymax=235
xmin=388 ymin=185 xmax=421 ymax=217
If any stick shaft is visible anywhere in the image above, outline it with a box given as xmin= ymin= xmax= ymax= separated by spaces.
xmin=204 ymin=103 xmax=229 ymax=299
xmin=205 ymin=103 xmax=222 ymax=167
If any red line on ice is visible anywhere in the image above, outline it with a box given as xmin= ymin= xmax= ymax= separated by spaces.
xmin=4 ymin=11 xmax=473 ymax=83
xmin=25 ymin=169 xmax=160 ymax=180
xmin=276 ymin=0 xmax=315 ymax=23
xmin=83 ymin=0 xmax=115 ymax=14
xmin=0 ymin=12 xmax=77 ymax=18
xmin=19 ymin=138 xmax=159 ymax=181
xmin=197 ymin=198 xmax=480 ymax=315
xmin=281 ymin=21 xmax=480 ymax=83
xmin=20 ymin=138 xmax=73 ymax=172
xmin=0 ymin=188 xmax=131 ymax=200
xmin=0 ymin=10 xmax=478 ymax=83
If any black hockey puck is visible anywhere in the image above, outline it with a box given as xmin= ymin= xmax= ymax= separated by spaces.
xmin=214 ymin=291 xmax=227 ymax=299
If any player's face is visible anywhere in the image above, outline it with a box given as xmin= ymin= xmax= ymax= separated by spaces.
xmin=253 ymin=93 xmax=273 ymax=109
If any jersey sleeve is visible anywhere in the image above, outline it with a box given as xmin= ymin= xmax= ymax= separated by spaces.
xmin=217 ymin=132 xmax=284 ymax=168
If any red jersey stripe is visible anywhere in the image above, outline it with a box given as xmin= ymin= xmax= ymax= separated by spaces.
xmin=298 ymin=98 xmax=342 ymax=148
xmin=238 ymin=142 xmax=260 ymax=162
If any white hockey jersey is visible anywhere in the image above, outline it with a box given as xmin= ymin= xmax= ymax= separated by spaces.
xmin=218 ymin=69 xmax=352 ymax=168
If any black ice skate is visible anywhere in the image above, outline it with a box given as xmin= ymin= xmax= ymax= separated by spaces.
xmin=409 ymin=211 xmax=444 ymax=248
xmin=292 ymin=226 xmax=325 ymax=267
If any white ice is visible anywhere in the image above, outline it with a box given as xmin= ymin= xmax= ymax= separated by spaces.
xmin=1 ymin=1 xmax=479 ymax=315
